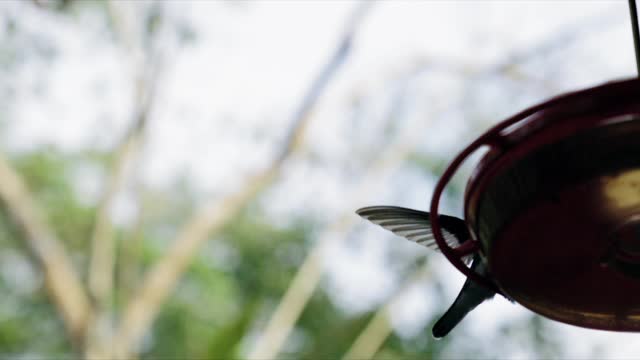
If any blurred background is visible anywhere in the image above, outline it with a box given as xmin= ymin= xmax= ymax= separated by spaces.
xmin=0 ymin=0 xmax=639 ymax=358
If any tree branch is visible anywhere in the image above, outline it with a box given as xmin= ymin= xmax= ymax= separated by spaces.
xmin=0 ymin=154 xmax=91 ymax=346
xmin=85 ymin=85 xmax=154 ymax=359
xmin=343 ymin=303 xmax=392 ymax=360
xmin=87 ymin=117 xmax=147 ymax=308
xmin=86 ymin=52 xmax=159 ymax=310
xmin=117 ymin=182 xmax=148 ymax=311
xmin=111 ymin=2 xmax=372 ymax=357
xmin=87 ymin=0 xmax=158 ymax=308
xmin=246 ymin=222 xmax=342 ymax=360
xmin=342 ymin=267 xmax=432 ymax=360
xmin=85 ymin=1 xmax=162 ymax=358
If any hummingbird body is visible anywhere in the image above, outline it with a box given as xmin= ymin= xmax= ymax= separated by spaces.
xmin=356 ymin=206 xmax=499 ymax=338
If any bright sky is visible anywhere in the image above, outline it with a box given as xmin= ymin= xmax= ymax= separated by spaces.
xmin=5 ymin=0 xmax=640 ymax=357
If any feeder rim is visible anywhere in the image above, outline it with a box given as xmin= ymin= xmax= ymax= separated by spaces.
xmin=429 ymin=78 xmax=640 ymax=294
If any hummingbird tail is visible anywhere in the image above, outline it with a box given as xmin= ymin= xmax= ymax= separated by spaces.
xmin=431 ymin=274 xmax=495 ymax=338
xmin=431 ymin=301 xmax=472 ymax=338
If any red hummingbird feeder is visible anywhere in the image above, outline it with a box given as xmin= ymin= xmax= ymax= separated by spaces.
xmin=429 ymin=2 xmax=640 ymax=332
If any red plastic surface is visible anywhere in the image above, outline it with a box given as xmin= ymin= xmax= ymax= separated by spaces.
xmin=431 ymin=78 xmax=640 ymax=295
xmin=460 ymin=78 xmax=640 ymax=330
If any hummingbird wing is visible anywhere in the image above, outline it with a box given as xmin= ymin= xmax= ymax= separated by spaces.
xmin=356 ymin=205 xmax=469 ymax=251
xmin=432 ymin=254 xmax=496 ymax=338
xmin=357 ymin=206 xmax=497 ymax=338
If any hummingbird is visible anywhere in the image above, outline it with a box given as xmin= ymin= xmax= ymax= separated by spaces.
xmin=356 ymin=205 xmax=498 ymax=338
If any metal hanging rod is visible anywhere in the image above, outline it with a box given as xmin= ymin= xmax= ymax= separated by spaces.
xmin=629 ymin=0 xmax=640 ymax=75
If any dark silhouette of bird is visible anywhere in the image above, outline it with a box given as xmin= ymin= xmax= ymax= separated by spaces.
xmin=356 ymin=206 xmax=497 ymax=338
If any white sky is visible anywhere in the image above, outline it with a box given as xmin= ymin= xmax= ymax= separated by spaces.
xmin=4 ymin=0 xmax=640 ymax=358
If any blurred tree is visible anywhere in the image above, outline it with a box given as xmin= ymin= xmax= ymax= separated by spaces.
xmin=0 ymin=0 xmax=624 ymax=359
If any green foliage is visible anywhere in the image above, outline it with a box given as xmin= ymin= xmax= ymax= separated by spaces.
xmin=0 ymin=144 xmax=561 ymax=359
xmin=0 ymin=148 xmax=102 ymax=357
xmin=222 ymin=213 xmax=309 ymax=298
xmin=296 ymin=294 xmax=375 ymax=360
xmin=142 ymin=210 xmax=312 ymax=358
xmin=408 ymin=151 xmax=466 ymax=199
xmin=0 ymin=285 xmax=72 ymax=358
xmin=13 ymin=149 xmax=97 ymax=251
